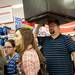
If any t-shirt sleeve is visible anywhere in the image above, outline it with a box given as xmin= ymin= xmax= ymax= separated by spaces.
xmin=65 ymin=36 xmax=75 ymax=53
xmin=13 ymin=53 xmax=20 ymax=62
xmin=22 ymin=51 xmax=40 ymax=75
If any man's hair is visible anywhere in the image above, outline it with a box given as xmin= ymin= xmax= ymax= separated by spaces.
xmin=6 ymin=40 xmax=15 ymax=48
xmin=47 ymin=18 xmax=60 ymax=26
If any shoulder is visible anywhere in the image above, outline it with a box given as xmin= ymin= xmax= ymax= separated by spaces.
xmin=61 ymin=34 xmax=72 ymax=40
xmin=22 ymin=49 xmax=39 ymax=62
xmin=23 ymin=49 xmax=38 ymax=58
xmin=14 ymin=53 xmax=20 ymax=59
xmin=13 ymin=53 xmax=20 ymax=61
xmin=14 ymin=53 xmax=20 ymax=58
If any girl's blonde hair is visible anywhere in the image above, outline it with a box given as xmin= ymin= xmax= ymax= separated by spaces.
xmin=16 ymin=28 xmax=45 ymax=64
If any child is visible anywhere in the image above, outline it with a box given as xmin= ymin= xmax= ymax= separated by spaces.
xmin=4 ymin=40 xmax=20 ymax=75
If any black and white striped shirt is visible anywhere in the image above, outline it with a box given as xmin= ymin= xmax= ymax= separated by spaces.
xmin=38 ymin=34 xmax=75 ymax=75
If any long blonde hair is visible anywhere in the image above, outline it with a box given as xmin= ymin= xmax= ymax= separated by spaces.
xmin=16 ymin=28 xmax=45 ymax=64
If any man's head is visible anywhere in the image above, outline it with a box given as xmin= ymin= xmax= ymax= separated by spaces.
xmin=4 ymin=40 xmax=15 ymax=56
xmin=47 ymin=19 xmax=60 ymax=35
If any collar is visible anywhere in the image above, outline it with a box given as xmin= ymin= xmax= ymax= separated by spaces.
xmin=50 ymin=34 xmax=62 ymax=40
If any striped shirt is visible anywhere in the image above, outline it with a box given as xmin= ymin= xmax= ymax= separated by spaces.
xmin=6 ymin=52 xmax=20 ymax=75
xmin=38 ymin=34 xmax=75 ymax=75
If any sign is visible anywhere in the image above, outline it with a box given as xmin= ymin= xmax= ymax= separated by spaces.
xmin=15 ymin=17 xmax=22 ymax=29
xmin=22 ymin=21 xmax=33 ymax=30
xmin=8 ymin=30 xmax=16 ymax=40
xmin=0 ymin=7 xmax=13 ymax=23
xmin=60 ymin=21 xmax=75 ymax=35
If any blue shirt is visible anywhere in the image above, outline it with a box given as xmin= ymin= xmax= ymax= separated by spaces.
xmin=38 ymin=34 xmax=75 ymax=75
xmin=6 ymin=53 xmax=20 ymax=75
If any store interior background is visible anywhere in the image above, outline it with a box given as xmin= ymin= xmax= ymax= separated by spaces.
xmin=0 ymin=0 xmax=75 ymax=46
xmin=0 ymin=0 xmax=24 ymax=45
xmin=0 ymin=0 xmax=24 ymax=29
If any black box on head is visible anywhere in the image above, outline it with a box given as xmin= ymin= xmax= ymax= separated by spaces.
xmin=23 ymin=0 xmax=75 ymax=23
xmin=22 ymin=0 xmax=48 ymax=21
xmin=22 ymin=0 xmax=62 ymax=24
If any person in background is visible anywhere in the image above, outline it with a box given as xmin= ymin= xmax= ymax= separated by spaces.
xmin=4 ymin=40 xmax=20 ymax=75
xmin=0 ymin=48 xmax=6 ymax=75
xmin=33 ymin=18 xmax=75 ymax=75
xmin=15 ymin=28 xmax=45 ymax=75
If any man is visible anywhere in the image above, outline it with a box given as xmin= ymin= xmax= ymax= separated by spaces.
xmin=33 ymin=19 xmax=75 ymax=75
xmin=4 ymin=40 xmax=20 ymax=75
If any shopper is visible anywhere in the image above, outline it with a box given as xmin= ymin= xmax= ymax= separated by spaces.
xmin=34 ymin=19 xmax=75 ymax=75
xmin=4 ymin=40 xmax=20 ymax=75
xmin=0 ymin=48 xmax=6 ymax=75
xmin=15 ymin=28 xmax=46 ymax=75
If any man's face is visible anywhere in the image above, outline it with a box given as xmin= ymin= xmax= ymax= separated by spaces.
xmin=4 ymin=42 xmax=14 ymax=55
xmin=48 ymin=22 xmax=59 ymax=35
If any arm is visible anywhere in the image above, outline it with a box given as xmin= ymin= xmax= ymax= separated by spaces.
xmin=65 ymin=36 xmax=75 ymax=67
xmin=33 ymin=24 xmax=41 ymax=37
xmin=71 ymin=52 xmax=75 ymax=67
xmin=22 ymin=51 xmax=40 ymax=75
xmin=23 ymin=61 xmax=36 ymax=75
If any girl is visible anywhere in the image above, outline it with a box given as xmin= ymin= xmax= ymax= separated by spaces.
xmin=15 ymin=28 xmax=45 ymax=75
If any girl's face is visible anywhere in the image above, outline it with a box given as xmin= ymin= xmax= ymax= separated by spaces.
xmin=4 ymin=42 xmax=14 ymax=55
xmin=15 ymin=30 xmax=23 ymax=46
